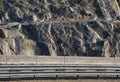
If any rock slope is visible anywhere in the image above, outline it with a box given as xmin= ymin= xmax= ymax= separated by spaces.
xmin=0 ymin=0 xmax=120 ymax=57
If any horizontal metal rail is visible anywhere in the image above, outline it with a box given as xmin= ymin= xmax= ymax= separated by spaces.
xmin=0 ymin=73 xmax=119 ymax=79
xmin=0 ymin=64 xmax=120 ymax=79
xmin=0 ymin=67 xmax=120 ymax=71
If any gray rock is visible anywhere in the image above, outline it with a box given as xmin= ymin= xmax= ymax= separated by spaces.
xmin=0 ymin=29 xmax=5 ymax=38
xmin=0 ymin=0 xmax=120 ymax=57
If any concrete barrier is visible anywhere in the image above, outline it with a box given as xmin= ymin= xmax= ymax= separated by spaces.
xmin=0 ymin=55 xmax=120 ymax=65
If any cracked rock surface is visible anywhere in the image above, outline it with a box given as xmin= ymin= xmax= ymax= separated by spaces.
xmin=0 ymin=0 xmax=120 ymax=57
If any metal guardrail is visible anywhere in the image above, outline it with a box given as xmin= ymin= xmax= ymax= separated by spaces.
xmin=0 ymin=56 xmax=120 ymax=79
xmin=0 ymin=64 xmax=120 ymax=79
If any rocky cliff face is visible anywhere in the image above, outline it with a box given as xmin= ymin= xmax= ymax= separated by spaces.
xmin=0 ymin=0 xmax=120 ymax=57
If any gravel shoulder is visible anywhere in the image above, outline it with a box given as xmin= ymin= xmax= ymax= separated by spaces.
xmin=1 ymin=79 xmax=120 ymax=82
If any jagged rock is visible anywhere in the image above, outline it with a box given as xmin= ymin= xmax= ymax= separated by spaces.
xmin=0 ymin=0 xmax=120 ymax=57
xmin=0 ymin=29 xmax=6 ymax=38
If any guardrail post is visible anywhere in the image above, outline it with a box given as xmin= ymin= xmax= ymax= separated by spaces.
xmin=117 ymin=75 xmax=119 ymax=79
xmin=76 ymin=75 xmax=79 ymax=79
xmin=33 ymin=75 xmax=35 ymax=80
xmin=97 ymin=75 xmax=99 ymax=79
xmin=56 ymin=75 xmax=58 ymax=79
